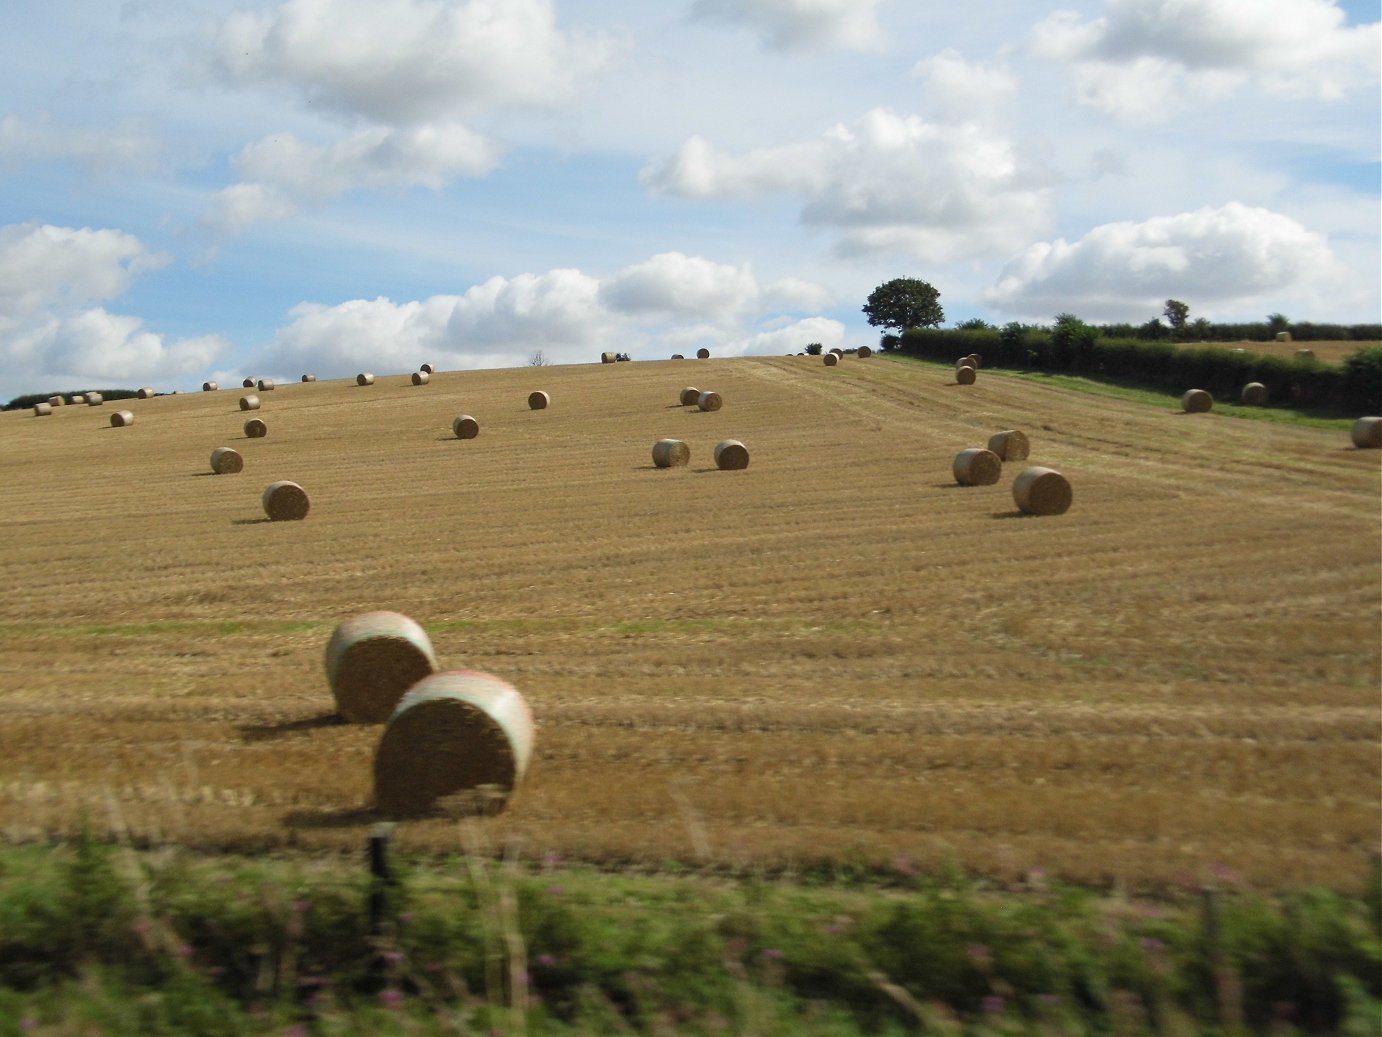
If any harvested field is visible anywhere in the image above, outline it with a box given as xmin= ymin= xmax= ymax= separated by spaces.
xmin=0 ymin=358 xmax=1376 ymax=893
xmin=1175 ymin=339 xmax=1376 ymax=366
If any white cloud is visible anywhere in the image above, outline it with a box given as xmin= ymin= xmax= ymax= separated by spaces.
xmin=600 ymin=253 xmax=761 ymax=318
xmin=689 ymin=0 xmax=885 ymax=52
xmin=12 ymin=310 xmax=226 ymax=383
xmin=201 ymin=183 xmax=300 ymax=234
xmin=212 ymin=0 xmax=619 ymax=124
xmin=0 ymin=114 xmax=162 ymax=175
xmin=0 ymin=224 xmax=166 ymax=319
xmin=642 ymin=108 xmax=1051 ymax=262
xmin=1032 ymin=0 xmax=1381 ymax=119
xmin=725 ymin=315 xmax=846 ymax=356
xmin=912 ymin=49 xmax=1018 ymax=124
xmin=985 ymin=202 xmax=1339 ymax=320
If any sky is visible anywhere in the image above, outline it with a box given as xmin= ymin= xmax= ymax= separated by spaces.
xmin=0 ymin=0 xmax=1378 ymax=399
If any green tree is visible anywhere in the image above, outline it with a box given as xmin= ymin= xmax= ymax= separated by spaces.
xmin=1163 ymin=299 xmax=1190 ymax=338
xmin=1267 ymin=313 xmax=1291 ymax=335
xmin=955 ymin=318 xmax=992 ymax=331
xmin=804 ymin=342 xmax=823 ymax=356
xmin=862 ymin=278 xmax=944 ymax=333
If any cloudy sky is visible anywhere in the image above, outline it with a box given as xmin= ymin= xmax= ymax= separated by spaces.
xmin=1 ymin=0 xmax=1377 ymax=398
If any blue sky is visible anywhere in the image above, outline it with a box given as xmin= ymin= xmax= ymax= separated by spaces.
xmin=1 ymin=0 xmax=1378 ymax=399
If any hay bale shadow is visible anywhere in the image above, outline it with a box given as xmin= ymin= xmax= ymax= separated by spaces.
xmin=231 ymin=517 xmax=272 ymax=525
xmin=991 ymin=510 xmax=1034 ymax=520
xmin=239 ymin=712 xmax=345 ymax=742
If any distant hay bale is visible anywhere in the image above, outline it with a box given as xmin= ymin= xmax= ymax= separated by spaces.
xmin=952 ymin=447 xmax=1002 ymax=486
xmin=697 ymin=390 xmax=723 ymax=412
xmin=420 ymin=363 xmax=434 ymax=374
xmin=823 ymin=353 xmax=838 ymax=367
xmin=203 ymin=381 xmax=219 ymax=392
xmin=412 ymin=371 xmax=430 ymax=386
xmin=301 ymin=374 xmax=316 ymax=382
xmin=1294 ymin=349 xmax=1314 ymax=360
xmin=696 ymin=348 xmax=710 ymax=359
xmin=356 ymin=372 xmax=375 ymax=386
xmin=671 ymin=353 xmax=685 ymax=360
xmin=32 ymin=402 xmax=52 ymax=416
xmin=47 ymin=396 xmax=63 ymax=407
xmin=85 ymin=392 xmax=104 ymax=406
xmin=528 ymin=390 xmax=549 ymax=410
xmin=967 ymin=354 xmax=982 ymax=368
xmin=679 ymin=386 xmax=701 ymax=406
xmin=244 ymin=417 xmax=268 ymax=438
xmin=240 ymin=394 xmax=260 ymax=411
xmin=109 ymin=410 xmax=135 ymax=427
xmin=1182 ymin=388 xmax=1213 ymax=413
xmin=257 ymin=379 xmax=275 ymax=391
xmin=830 ymin=347 xmax=844 ymax=356
xmin=955 ymin=366 xmax=976 ymax=385
xmin=242 ymin=378 xmax=256 ymax=388
xmin=652 ymin=438 xmax=690 ymax=467
xmin=1275 ymin=331 xmax=1292 ymax=342
xmin=857 ymin=345 xmax=872 ymax=358
xmin=452 ymin=415 xmax=480 ymax=439
xmin=70 ymin=395 xmax=86 ymax=405
xmin=600 ymin=351 xmax=617 ymax=364
xmin=210 ymin=447 xmax=243 ymax=474
xmin=987 ymin=430 xmax=1030 ymax=462
xmin=955 ymin=357 xmax=976 ymax=371
xmin=1240 ymin=382 xmax=1269 ymax=406
xmin=373 ymin=670 xmax=534 ymax=818
xmin=137 ymin=387 xmax=155 ymax=399
xmin=261 ymin=480 xmax=310 ymax=521
xmin=714 ymin=439 xmax=750 ymax=470
xmin=1351 ymin=417 xmax=1382 ymax=449
xmin=1013 ymin=466 xmax=1072 ymax=516
xmin=325 ymin=610 xmax=440 ymax=724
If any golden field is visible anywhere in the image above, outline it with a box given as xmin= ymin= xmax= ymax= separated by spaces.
xmin=0 ymin=355 xmax=1377 ymax=893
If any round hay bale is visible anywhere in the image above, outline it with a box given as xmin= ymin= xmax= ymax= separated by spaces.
xmin=210 ymin=447 xmax=243 ymax=474
xmin=203 ymin=381 xmax=219 ymax=392
xmin=85 ymin=392 xmax=103 ymax=406
xmin=301 ymin=373 xmax=316 ymax=382
xmin=528 ymin=390 xmax=549 ymax=410
xmin=373 ymin=669 xmax=534 ymax=817
xmin=325 ymin=610 xmax=440 ymax=724
xmin=987 ymin=430 xmax=1030 ymax=462
xmin=697 ymin=390 xmax=723 ymax=412
xmin=857 ymin=345 xmax=872 ymax=358
xmin=955 ymin=357 xmax=976 ymax=371
xmin=1294 ymin=349 xmax=1315 ymax=360
xmin=32 ymin=402 xmax=52 ymax=416
xmin=244 ymin=417 xmax=268 ymax=438
xmin=453 ymin=415 xmax=480 ymax=439
xmin=967 ymin=354 xmax=982 ymax=368
xmin=823 ymin=352 xmax=838 ymax=367
xmin=1013 ymin=466 xmax=1072 ymax=516
xmin=696 ymin=348 xmax=710 ymax=359
xmin=671 ymin=353 xmax=685 ymax=360
xmin=412 ymin=371 xmax=430 ymax=386
xmin=714 ymin=439 xmax=750 ymax=470
xmin=47 ymin=396 xmax=64 ymax=407
xmin=600 ymin=351 xmax=617 ymax=364
xmin=1240 ymin=382 xmax=1268 ymax=406
xmin=952 ymin=448 xmax=1002 ymax=486
xmin=830 ymin=347 xmax=844 ymax=356
xmin=261 ymin=480 xmax=310 ymax=521
xmin=109 ymin=410 xmax=135 ymax=427
xmin=955 ymin=366 xmax=976 ymax=385
xmin=651 ymin=438 xmax=690 ymax=468
xmin=1182 ymin=388 xmax=1213 ymax=413
xmin=420 ymin=363 xmax=434 ymax=374
xmin=679 ymin=386 xmax=700 ymax=406
xmin=239 ymin=394 xmax=260 ymax=411
xmin=137 ymin=387 xmax=155 ymax=399
xmin=1350 ymin=416 xmax=1382 ymax=449
xmin=356 ymin=372 xmax=375 ymax=386
xmin=257 ymin=379 xmax=275 ymax=391
xmin=1275 ymin=331 xmax=1292 ymax=342
xmin=242 ymin=377 xmax=256 ymax=388
xmin=70 ymin=395 xmax=87 ymax=405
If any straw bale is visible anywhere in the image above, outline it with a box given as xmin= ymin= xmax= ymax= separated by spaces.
xmin=420 ymin=363 xmax=434 ymax=374
xmin=356 ymin=372 xmax=375 ymax=386
xmin=1240 ymin=382 xmax=1268 ymax=406
xmin=453 ymin=415 xmax=480 ymax=439
xmin=1294 ymin=349 xmax=1314 ymax=360
xmin=240 ymin=394 xmax=260 ymax=411
xmin=955 ymin=366 xmax=976 ymax=385
xmin=137 ymin=387 xmax=155 ymax=399
xmin=987 ymin=430 xmax=1030 ymax=462
xmin=257 ymin=379 xmax=275 ymax=391
xmin=210 ymin=447 xmax=243 ymax=474
xmin=651 ymin=438 xmax=690 ymax=468
xmin=1350 ymin=417 xmax=1382 ymax=449
xmin=325 ymin=610 xmax=440 ymax=724
xmin=32 ymin=402 xmax=52 ymax=416
xmin=261 ymin=480 xmax=310 ymax=521
xmin=955 ymin=357 xmax=976 ymax=371
xmin=110 ymin=410 xmax=135 ymax=427
xmin=671 ymin=353 xmax=685 ymax=360
xmin=600 ymin=351 xmax=617 ymax=364
xmin=203 ymin=381 xmax=219 ymax=392
xmin=679 ymin=386 xmax=701 ymax=406
xmin=952 ymin=448 xmax=1002 ymax=486
xmin=967 ymin=354 xmax=982 ymax=368
xmin=1013 ymin=466 xmax=1072 ymax=516
xmin=70 ymin=395 xmax=86 ymax=405
xmin=373 ymin=669 xmax=534 ymax=817
xmin=697 ymin=390 xmax=723 ymax=412
xmin=714 ymin=439 xmax=750 ymax=470
xmin=244 ymin=417 xmax=268 ymax=438
xmin=830 ymin=347 xmax=844 ymax=355
xmin=696 ymin=348 xmax=710 ymax=359
xmin=857 ymin=345 xmax=872 ymax=358
xmin=528 ymin=390 xmax=549 ymax=410
xmin=1275 ymin=331 xmax=1292 ymax=342
xmin=301 ymin=374 xmax=316 ymax=382
xmin=243 ymin=378 xmax=256 ymax=388
xmin=1182 ymin=388 xmax=1213 ymax=413
xmin=823 ymin=352 xmax=838 ymax=367
xmin=47 ymin=396 xmax=63 ymax=407
xmin=412 ymin=371 xmax=430 ymax=386
xmin=85 ymin=392 xmax=104 ymax=405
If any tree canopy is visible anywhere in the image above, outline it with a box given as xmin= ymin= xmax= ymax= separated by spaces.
xmin=862 ymin=278 xmax=944 ymax=333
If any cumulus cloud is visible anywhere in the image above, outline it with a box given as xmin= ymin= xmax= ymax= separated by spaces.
xmin=0 ymin=114 xmax=162 ymax=175
xmin=212 ymin=0 xmax=618 ymax=124
xmin=600 ymin=253 xmax=761 ymax=318
xmin=1031 ymin=0 xmax=1381 ymax=118
xmin=912 ymin=49 xmax=1018 ymax=124
xmin=0 ymin=224 xmax=166 ymax=319
xmin=724 ymin=315 xmax=846 ymax=356
xmin=985 ymin=202 xmax=1339 ymax=320
xmin=689 ymin=0 xmax=885 ymax=52
xmin=642 ymin=108 xmax=1051 ymax=262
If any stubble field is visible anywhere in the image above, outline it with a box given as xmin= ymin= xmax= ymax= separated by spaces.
xmin=1 ymin=355 xmax=1377 ymax=893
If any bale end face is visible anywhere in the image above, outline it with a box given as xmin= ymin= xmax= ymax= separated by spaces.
xmin=210 ymin=447 xmax=243 ymax=474
xmin=242 ymin=378 xmax=256 ymax=388
xmin=1013 ymin=466 xmax=1072 ymax=516
xmin=856 ymin=345 xmax=872 ymax=358
xmin=714 ymin=439 xmax=750 ymax=470
xmin=671 ymin=353 xmax=685 ymax=360
xmin=955 ymin=366 xmax=977 ymax=385
xmin=203 ymin=381 xmax=219 ymax=392
xmin=953 ymin=448 xmax=1002 ymax=486
xmin=262 ymin=480 xmax=310 ymax=521
xmin=137 ymin=387 xmax=155 ymax=399
xmin=1240 ymin=382 xmax=1268 ymax=406
xmin=1182 ymin=389 xmax=1213 ymax=413
xmin=32 ymin=402 xmax=52 ymax=416
xmin=697 ymin=390 xmax=723 ymax=412
xmin=679 ymin=386 xmax=700 ymax=406
xmin=412 ymin=371 xmax=430 ymax=386
xmin=257 ymin=379 xmax=275 ymax=391
xmin=987 ymin=430 xmax=1030 ymax=462
xmin=823 ymin=353 xmax=838 ymax=366
xmin=244 ymin=418 xmax=268 ymax=438
xmin=110 ymin=410 xmax=135 ymax=427
xmin=325 ymin=611 xmax=439 ymax=724
xmin=301 ymin=374 xmax=316 ymax=382
xmin=600 ymin=351 xmax=616 ymax=364
xmin=420 ymin=363 xmax=434 ymax=374
xmin=373 ymin=670 xmax=534 ymax=818
xmin=1351 ymin=416 xmax=1382 ymax=449
xmin=527 ymin=390 xmax=549 ymax=410
xmin=239 ymin=395 xmax=260 ymax=411
xmin=452 ymin=415 xmax=480 ymax=439
xmin=696 ymin=348 xmax=711 ymax=359
xmin=652 ymin=438 xmax=690 ymax=468
xmin=356 ymin=372 xmax=375 ymax=386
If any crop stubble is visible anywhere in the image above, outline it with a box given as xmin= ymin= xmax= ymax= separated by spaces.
xmin=0 ymin=358 xmax=1376 ymax=891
